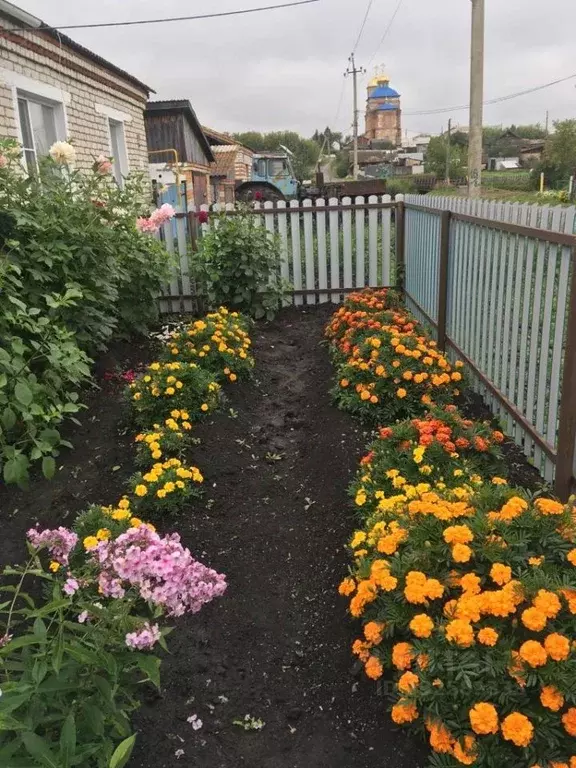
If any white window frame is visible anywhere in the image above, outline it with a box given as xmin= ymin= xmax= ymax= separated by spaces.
xmin=0 ymin=69 xmax=69 ymax=170
xmin=95 ymin=104 xmax=131 ymax=187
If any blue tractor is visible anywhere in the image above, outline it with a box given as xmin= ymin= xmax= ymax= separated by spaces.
xmin=235 ymin=152 xmax=300 ymax=203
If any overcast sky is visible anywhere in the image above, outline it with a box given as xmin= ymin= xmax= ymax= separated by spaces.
xmin=16 ymin=0 xmax=576 ymax=138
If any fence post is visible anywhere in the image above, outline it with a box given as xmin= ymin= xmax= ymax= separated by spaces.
xmin=437 ymin=210 xmax=451 ymax=351
xmin=555 ymin=245 xmax=576 ymax=501
xmin=395 ymin=200 xmax=405 ymax=290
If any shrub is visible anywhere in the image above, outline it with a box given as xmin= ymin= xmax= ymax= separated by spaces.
xmin=326 ymin=305 xmax=421 ymax=362
xmin=160 ymin=307 xmax=254 ymax=382
xmin=129 ymin=361 xmax=221 ymax=426
xmin=350 ymin=406 xmax=505 ymax=512
xmin=192 ymin=206 xmax=289 ymax=320
xmin=332 ymin=328 xmax=464 ymax=423
xmin=0 ymin=515 xmax=226 ymax=766
xmin=134 ymin=413 xmax=198 ymax=467
xmin=340 ymin=483 xmax=576 ymax=767
xmin=129 ymin=459 xmax=204 ymax=517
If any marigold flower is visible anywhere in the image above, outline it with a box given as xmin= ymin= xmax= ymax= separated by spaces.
xmin=364 ymin=621 xmax=385 ymax=644
xmin=135 ymin=484 xmax=148 ymax=497
xmin=534 ymin=497 xmax=565 ymax=516
xmin=452 ymin=735 xmax=477 ymax=765
xmin=445 ymin=619 xmax=474 ymax=647
xmin=521 ymin=606 xmax=547 ymax=631
xmin=533 ymin=589 xmax=561 ymax=618
xmin=519 ymin=640 xmax=547 ymax=667
xmin=469 ymin=702 xmax=498 ymax=735
xmin=396 ymin=388 xmax=407 ymax=399
xmin=452 ymin=543 xmax=472 ymax=563
xmin=409 ymin=614 xmax=434 ymax=638
xmin=460 ymin=573 xmax=481 ymax=595
xmin=544 ymin=633 xmax=570 ymax=661
xmin=540 ymin=685 xmax=564 ymax=711
xmin=562 ymin=708 xmax=576 ymax=737
xmin=83 ymin=536 xmax=99 ymax=551
xmin=397 ymin=670 xmax=419 ymax=693
xmin=365 ymin=655 xmax=383 ymax=680
xmin=477 ymin=627 xmax=498 ymax=646
xmin=391 ymin=699 xmax=419 ymax=724
xmin=490 ymin=562 xmax=512 ymax=586
xmin=501 ymin=712 xmax=533 ymax=747
xmin=567 ymin=549 xmax=576 ymax=565
xmin=392 ymin=642 xmax=413 ymax=670
xmin=443 ymin=525 xmax=474 ymax=545
xmin=427 ymin=721 xmax=453 ymax=753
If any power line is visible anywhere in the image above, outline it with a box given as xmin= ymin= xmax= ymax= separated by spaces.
xmin=405 ymin=72 xmax=576 ymax=116
xmin=366 ymin=0 xmax=405 ymax=69
xmin=9 ymin=0 xmax=320 ymax=31
xmin=352 ymin=0 xmax=375 ymax=55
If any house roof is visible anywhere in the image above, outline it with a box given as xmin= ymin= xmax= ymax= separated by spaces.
xmin=145 ymin=100 xmax=214 ymax=162
xmin=0 ymin=0 xmax=153 ymax=94
xmin=212 ymin=146 xmax=238 ymax=177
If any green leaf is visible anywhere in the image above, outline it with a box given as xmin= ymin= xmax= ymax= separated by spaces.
xmin=14 ymin=381 xmax=33 ymax=407
xmin=134 ymin=653 xmax=161 ymax=689
xmin=21 ymin=732 xmax=60 ymax=768
xmin=42 ymin=456 xmax=56 ymax=480
xmin=109 ymin=734 xmax=136 ymax=768
xmin=2 ymin=407 xmax=16 ymax=430
xmin=59 ymin=713 xmax=76 ymax=768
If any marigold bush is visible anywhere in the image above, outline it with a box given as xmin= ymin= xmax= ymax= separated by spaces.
xmin=332 ymin=327 xmax=465 ymax=423
xmin=340 ymin=482 xmax=576 ymax=767
xmin=134 ymin=412 xmax=197 ymax=467
xmin=350 ymin=406 xmax=506 ymax=513
xmin=130 ymin=361 xmax=220 ymax=425
xmin=160 ymin=307 xmax=254 ymax=383
xmin=130 ymin=459 xmax=204 ymax=517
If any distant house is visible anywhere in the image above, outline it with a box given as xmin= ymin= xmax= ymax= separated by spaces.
xmin=144 ymin=100 xmax=215 ymax=208
xmin=203 ymin=126 xmax=254 ymax=203
xmin=520 ymin=140 xmax=546 ymax=167
xmin=488 ymin=157 xmax=521 ymax=171
xmin=0 ymin=0 xmax=152 ymax=185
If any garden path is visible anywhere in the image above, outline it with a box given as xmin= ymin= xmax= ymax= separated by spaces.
xmin=132 ymin=306 xmax=425 ymax=768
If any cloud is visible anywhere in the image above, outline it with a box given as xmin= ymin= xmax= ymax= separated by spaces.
xmin=16 ymin=0 xmax=576 ymax=137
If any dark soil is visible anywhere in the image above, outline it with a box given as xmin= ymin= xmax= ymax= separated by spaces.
xmin=0 ymin=306 xmax=541 ymax=768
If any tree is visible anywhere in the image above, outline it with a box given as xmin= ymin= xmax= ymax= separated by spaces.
xmin=311 ymin=127 xmax=344 ymax=151
xmin=544 ymin=119 xmax=576 ymax=174
xmin=232 ymin=131 xmax=320 ymax=181
xmin=425 ymin=136 xmax=467 ymax=178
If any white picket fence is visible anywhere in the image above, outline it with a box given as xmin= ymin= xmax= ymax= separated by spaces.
xmin=403 ymin=194 xmax=576 ymax=490
xmin=158 ymin=195 xmax=401 ymax=313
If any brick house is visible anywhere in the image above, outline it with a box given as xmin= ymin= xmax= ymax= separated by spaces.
xmin=0 ymin=0 xmax=152 ymax=185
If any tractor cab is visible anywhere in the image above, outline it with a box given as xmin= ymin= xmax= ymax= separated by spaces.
xmin=235 ymin=152 xmax=299 ymax=203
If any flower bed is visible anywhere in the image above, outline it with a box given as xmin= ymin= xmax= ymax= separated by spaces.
xmin=0 ymin=307 xmax=254 ymax=766
xmin=328 ymin=289 xmax=576 ymax=768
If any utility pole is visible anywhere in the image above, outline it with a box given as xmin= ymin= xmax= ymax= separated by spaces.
xmin=467 ymin=0 xmax=485 ymax=198
xmin=445 ymin=118 xmax=452 ymax=184
xmin=345 ymin=53 xmax=365 ymax=180
xmin=545 ymin=110 xmax=550 ymax=136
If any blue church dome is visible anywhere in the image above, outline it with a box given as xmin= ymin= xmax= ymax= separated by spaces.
xmin=377 ymin=104 xmax=398 ymax=111
xmin=370 ymin=85 xmax=400 ymax=99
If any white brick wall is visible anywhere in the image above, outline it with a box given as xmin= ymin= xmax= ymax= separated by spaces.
xmin=0 ymin=21 xmax=150 ymax=171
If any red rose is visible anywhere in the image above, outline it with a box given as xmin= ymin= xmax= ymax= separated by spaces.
xmin=254 ymin=191 xmax=263 ymax=201
xmin=197 ymin=211 xmax=209 ymax=224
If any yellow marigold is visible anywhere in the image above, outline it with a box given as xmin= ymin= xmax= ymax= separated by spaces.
xmin=443 ymin=525 xmax=474 ymax=545
xmin=469 ymin=702 xmax=498 ymax=735
xmin=416 ymin=653 xmax=429 ymax=670
xmin=398 ymin=670 xmax=419 ymax=693
xmin=519 ymin=640 xmax=547 ymax=667
xmin=49 ymin=561 xmax=60 ymax=572
xmin=83 ymin=536 xmax=98 ymax=551
xmin=544 ymin=633 xmax=570 ymax=661
xmin=460 ymin=573 xmax=481 ymax=595
xmin=452 ymin=543 xmax=472 ymax=563
xmin=364 ymin=621 xmax=385 ymax=644
xmin=490 ymin=562 xmax=512 ymax=586
xmin=134 ymin=484 xmax=147 ymax=497
xmin=392 ymin=642 xmax=413 ymax=670
xmin=409 ymin=614 xmax=434 ymax=638
xmin=521 ymin=606 xmax=547 ymax=631
xmin=96 ymin=528 xmax=111 ymax=541
xmin=338 ymin=577 xmax=356 ymax=596
xmin=350 ymin=531 xmax=367 ymax=548
xmin=528 ymin=555 xmax=544 ymax=566
xmin=534 ymin=497 xmax=565 ymax=516
xmin=452 ymin=735 xmax=477 ymax=765
xmin=567 ymin=549 xmax=576 ymax=565
xmin=501 ymin=712 xmax=534 ymax=747
xmin=477 ymin=627 xmax=499 ymax=646
xmin=391 ymin=699 xmax=419 ymax=724
xmin=445 ymin=619 xmax=475 ymax=648
xmin=396 ymin=388 xmax=407 ymax=399
xmin=426 ymin=578 xmax=445 ymax=600
xmin=540 ymin=685 xmax=564 ymax=711
xmin=533 ymin=589 xmax=561 ymax=619
xmin=365 ymin=655 xmax=383 ymax=680
xmin=562 ymin=708 xmax=576 ymax=737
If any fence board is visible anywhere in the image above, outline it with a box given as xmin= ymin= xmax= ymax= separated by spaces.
xmin=342 ymin=197 xmax=353 ymax=289
xmin=355 ymin=196 xmax=366 ymax=288
xmin=382 ymin=194 xmax=392 ymax=284
xmin=290 ymin=199 xmax=303 ymax=306
xmin=368 ymin=195 xmax=378 ymax=286
xmin=316 ymin=199 xmax=328 ymax=303
xmin=303 ymin=199 xmax=315 ymax=305
xmin=276 ymin=202 xmax=290 ymax=303
xmin=329 ymin=197 xmax=341 ymax=302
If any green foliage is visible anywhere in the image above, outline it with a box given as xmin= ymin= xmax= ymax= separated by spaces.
xmin=232 ymin=130 xmax=320 ymax=181
xmin=0 ymin=139 xmax=172 ymax=484
xmin=531 ymin=119 xmax=576 ymax=191
xmin=192 ymin=207 xmax=290 ymax=320
xmin=425 ymin=136 xmax=467 ymax=179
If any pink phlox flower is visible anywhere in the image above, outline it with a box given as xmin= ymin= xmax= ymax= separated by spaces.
xmin=63 ymin=578 xmax=79 ymax=596
xmin=125 ymin=622 xmax=161 ymax=650
xmin=27 ymin=526 xmax=78 ymax=565
xmin=77 ymin=611 xmax=89 ymax=624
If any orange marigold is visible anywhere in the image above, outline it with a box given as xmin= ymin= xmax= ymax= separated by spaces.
xmin=490 ymin=562 xmax=512 ymax=586
xmin=477 ymin=627 xmax=499 ymax=646
xmin=409 ymin=614 xmax=434 ymax=639
xmin=521 ymin=606 xmax=548 ymax=632
xmin=365 ymin=655 xmax=384 ymax=680
xmin=452 ymin=735 xmax=477 ymax=765
xmin=534 ymin=497 xmax=565 ymax=516
xmin=397 ymin=670 xmax=419 ymax=693
xmin=452 ymin=543 xmax=473 ymax=563
xmin=460 ymin=573 xmax=482 ymax=595
xmin=567 ymin=549 xmax=576 ymax=566
xmin=392 ymin=642 xmax=413 ymax=670
xmin=519 ymin=640 xmax=548 ymax=668
xmin=427 ymin=720 xmax=454 ymax=754
xmin=544 ymin=633 xmax=570 ymax=662
xmin=443 ymin=525 xmax=474 ymax=545
xmin=469 ymin=702 xmax=498 ymax=735
xmin=391 ymin=699 xmax=419 ymax=725
xmin=562 ymin=708 xmax=576 ymax=737
xmin=533 ymin=589 xmax=562 ymax=619
xmin=501 ymin=712 xmax=534 ymax=747
xmin=364 ymin=621 xmax=385 ymax=645
xmin=540 ymin=685 xmax=565 ymax=712
xmin=338 ymin=577 xmax=356 ymax=596
xmin=445 ymin=619 xmax=475 ymax=648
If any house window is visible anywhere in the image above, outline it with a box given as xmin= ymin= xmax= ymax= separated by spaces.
xmin=108 ymin=118 xmax=129 ymax=187
xmin=17 ymin=94 xmax=62 ymax=173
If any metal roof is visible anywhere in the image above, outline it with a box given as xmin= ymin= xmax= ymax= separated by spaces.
xmin=370 ymin=85 xmax=400 ymax=99
xmin=145 ymin=100 xmax=214 ymax=162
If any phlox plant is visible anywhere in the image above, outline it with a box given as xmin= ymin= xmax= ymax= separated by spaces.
xmin=0 ymin=517 xmax=226 ymax=766
xmin=339 ymin=482 xmax=576 ymax=768
xmin=130 ymin=459 xmax=204 ymax=517
xmin=129 ymin=361 xmax=221 ymax=426
xmin=332 ymin=328 xmax=465 ymax=423
xmin=350 ymin=406 xmax=506 ymax=516
xmin=134 ymin=412 xmax=198 ymax=468
xmin=160 ymin=307 xmax=254 ymax=383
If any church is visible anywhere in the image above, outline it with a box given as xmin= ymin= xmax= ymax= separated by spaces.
xmin=364 ymin=71 xmax=402 ymax=146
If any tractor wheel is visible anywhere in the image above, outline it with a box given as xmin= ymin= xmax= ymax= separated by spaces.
xmin=236 ymin=184 xmax=285 ymax=204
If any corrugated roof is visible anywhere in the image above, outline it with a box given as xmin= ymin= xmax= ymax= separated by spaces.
xmin=0 ymin=0 xmax=153 ymax=94
xmin=212 ymin=148 xmax=237 ymax=177
xmin=146 ymin=100 xmax=214 ymax=162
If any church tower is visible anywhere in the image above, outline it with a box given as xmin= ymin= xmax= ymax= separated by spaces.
xmin=365 ymin=70 xmax=402 ymax=146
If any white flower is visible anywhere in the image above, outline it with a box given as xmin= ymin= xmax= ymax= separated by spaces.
xmin=49 ymin=141 xmax=76 ymax=165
